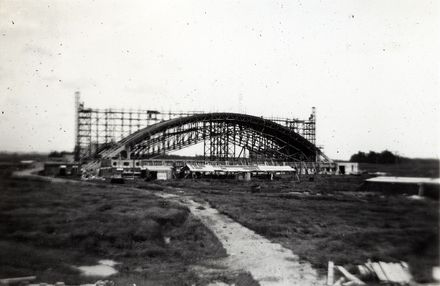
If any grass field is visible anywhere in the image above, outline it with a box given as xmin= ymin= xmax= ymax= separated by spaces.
xmin=359 ymin=161 xmax=439 ymax=177
xmin=1 ymin=159 xmax=438 ymax=284
xmin=151 ymin=175 xmax=439 ymax=283
xmin=0 ymin=167 xmax=230 ymax=285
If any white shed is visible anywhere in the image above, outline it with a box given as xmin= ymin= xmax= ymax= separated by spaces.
xmin=144 ymin=165 xmax=173 ymax=180
xmin=335 ymin=162 xmax=359 ymax=175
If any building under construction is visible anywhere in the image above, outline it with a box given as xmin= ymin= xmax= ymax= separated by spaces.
xmin=74 ymin=92 xmax=334 ymax=178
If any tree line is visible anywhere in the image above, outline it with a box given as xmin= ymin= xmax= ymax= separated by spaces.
xmin=349 ymin=150 xmax=406 ymax=164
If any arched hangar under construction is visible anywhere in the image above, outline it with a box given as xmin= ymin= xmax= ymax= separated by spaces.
xmin=74 ymin=93 xmax=335 ymax=179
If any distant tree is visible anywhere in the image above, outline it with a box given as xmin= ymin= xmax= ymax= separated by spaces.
xmin=366 ymin=151 xmax=378 ymax=163
xmin=350 ymin=151 xmax=367 ymax=163
xmin=350 ymin=150 xmax=404 ymax=164
xmin=378 ymin=150 xmax=396 ymax=164
xmin=48 ymin=151 xmax=66 ymax=158
xmin=48 ymin=151 xmax=61 ymax=157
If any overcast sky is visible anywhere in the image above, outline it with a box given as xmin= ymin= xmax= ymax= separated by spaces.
xmin=0 ymin=0 xmax=439 ymax=160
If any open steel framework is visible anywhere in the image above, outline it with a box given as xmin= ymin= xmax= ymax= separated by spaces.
xmin=75 ymin=92 xmax=327 ymax=163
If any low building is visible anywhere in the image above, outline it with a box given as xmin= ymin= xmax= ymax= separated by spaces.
xmin=99 ymin=159 xmax=174 ymax=180
xmin=181 ymin=163 xmax=298 ymax=180
xmin=44 ymin=162 xmax=80 ymax=176
xmin=143 ymin=165 xmax=173 ymax=180
xmin=335 ymin=162 xmax=359 ymax=175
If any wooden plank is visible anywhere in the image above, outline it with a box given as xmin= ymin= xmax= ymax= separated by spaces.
xmin=332 ymin=277 xmax=346 ymax=286
xmin=400 ymin=261 xmax=409 ymax=269
xmin=357 ymin=265 xmax=366 ymax=276
xmin=336 ymin=266 xmax=366 ymax=285
xmin=0 ymin=276 xmax=36 ymax=284
xmin=327 ymin=261 xmax=335 ymax=286
xmin=370 ymin=262 xmax=388 ymax=282
xmin=342 ymin=281 xmax=357 ymax=286
xmin=396 ymin=262 xmax=413 ymax=282
xmin=357 ymin=265 xmax=372 ymax=277
xmin=433 ymin=266 xmax=440 ymax=281
xmin=364 ymin=261 xmax=375 ymax=274
xmin=393 ymin=262 xmax=412 ymax=283
xmin=386 ymin=263 xmax=403 ymax=283
xmin=379 ymin=262 xmax=400 ymax=282
xmin=400 ymin=261 xmax=413 ymax=282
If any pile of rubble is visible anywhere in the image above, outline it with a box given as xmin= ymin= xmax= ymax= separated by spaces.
xmin=327 ymin=260 xmax=414 ymax=286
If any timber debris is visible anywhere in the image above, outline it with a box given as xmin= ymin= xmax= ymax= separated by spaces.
xmin=327 ymin=260 xmax=415 ymax=286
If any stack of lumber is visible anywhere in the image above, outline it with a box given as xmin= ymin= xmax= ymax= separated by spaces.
xmin=327 ymin=260 xmax=414 ymax=286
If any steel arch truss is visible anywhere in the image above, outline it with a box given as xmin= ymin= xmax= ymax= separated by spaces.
xmin=100 ymin=113 xmax=330 ymax=163
xmin=129 ymin=121 xmax=303 ymax=161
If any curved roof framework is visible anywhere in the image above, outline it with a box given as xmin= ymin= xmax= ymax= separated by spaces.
xmin=99 ymin=112 xmax=331 ymax=162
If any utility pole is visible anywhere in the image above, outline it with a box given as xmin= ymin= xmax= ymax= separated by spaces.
xmin=74 ymin=91 xmax=80 ymax=162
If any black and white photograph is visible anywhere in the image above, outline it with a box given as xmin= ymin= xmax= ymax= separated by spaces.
xmin=0 ymin=1 xmax=439 ymax=285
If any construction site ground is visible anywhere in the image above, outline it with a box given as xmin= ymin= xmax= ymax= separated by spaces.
xmin=138 ymin=174 xmax=439 ymax=284
xmin=0 ymin=163 xmax=438 ymax=285
xmin=0 ymin=167 xmax=242 ymax=286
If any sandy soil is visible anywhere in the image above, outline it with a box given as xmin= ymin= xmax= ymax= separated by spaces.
xmin=158 ymin=193 xmax=325 ymax=286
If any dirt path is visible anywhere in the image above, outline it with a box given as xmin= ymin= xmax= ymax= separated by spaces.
xmin=158 ymin=193 xmax=324 ymax=286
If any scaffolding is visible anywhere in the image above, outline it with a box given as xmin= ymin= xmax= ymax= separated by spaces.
xmin=74 ymin=92 xmax=317 ymax=162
